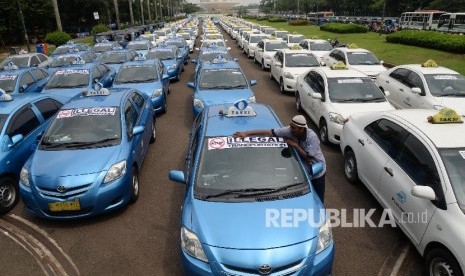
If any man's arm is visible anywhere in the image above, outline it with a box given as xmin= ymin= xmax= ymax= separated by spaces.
xmin=233 ymin=129 xmax=273 ymax=139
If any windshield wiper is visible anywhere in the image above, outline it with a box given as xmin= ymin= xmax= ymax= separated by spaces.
xmin=355 ymin=97 xmax=386 ymax=102
xmin=334 ymin=98 xmax=362 ymax=103
xmin=237 ymin=182 xmax=306 ymax=198
xmin=41 ymin=138 xmax=118 ymax=149
xmin=203 ymin=182 xmax=306 ymax=199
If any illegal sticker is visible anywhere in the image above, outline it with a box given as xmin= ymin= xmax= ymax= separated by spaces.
xmin=57 ymin=107 xmax=116 ymax=118
xmin=56 ymin=69 xmax=90 ymax=75
xmin=337 ymin=79 xmax=363 ymax=84
xmin=0 ymin=75 xmax=17 ymax=80
xmin=208 ymin=137 xmax=288 ymax=150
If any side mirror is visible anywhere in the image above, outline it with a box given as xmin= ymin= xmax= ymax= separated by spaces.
xmin=380 ymin=60 xmax=384 ymax=64
xmin=8 ymin=134 xmax=24 ymax=148
xmin=225 ymin=39 xmax=228 ymax=42
xmin=411 ymin=186 xmax=436 ymax=201
xmin=227 ymin=47 xmax=231 ymax=50
xmin=169 ymin=170 xmax=186 ymax=184
xmin=250 ymin=80 xmax=257 ymax=86
xmin=233 ymin=58 xmax=238 ymax=62
xmin=320 ymin=61 xmax=325 ymax=66
xmin=311 ymin=93 xmax=322 ymax=99
xmin=20 ymin=84 xmax=28 ymax=92
xmin=132 ymin=126 xmax=145 ymax=136
xmin=411 ymin=87 xmax=422 ymax=94
xmin=191 ymin=59 xmax=197 ymax=64
xmin=384 ymin=90 xmax=390 ymax=97
xmin=162 ymin=74 xmax=169 ymax=80
xmin=187 ymin=82 xmax=195 ymax=88
xmin=311 ymin=162 xmax=323 ymax=176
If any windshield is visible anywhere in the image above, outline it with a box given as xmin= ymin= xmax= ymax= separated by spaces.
xmin=114 ymin=65 xmax=158 ymax=84
xmin=154 ymin=31 xmax=166 ymax=36
xmin=347 ymin=52 xmax=381 ymax=65
xmin=50 ymin=56 xmax=90 ymax=68
xmin=328 ymin=77 xmax=386 ymax=102
xmin=0 ymin=114 xmax=7 ymax=130
xmin=202 ymin=41 xmax=225 ymax=48
xmin=3 ymin=57 xmax=29 ymax=67
xmin=195 ymin=137 xmax=307 ymax=200
xmin=275 ymin=31 xmax=288 ymax=38
xmin=265 ymin=42 xmax=288 ymax=51
xmin=264 ymin=29 xmax=276 ymax=34
xmin=53 ymin=47 xmax=73 ymax=55
xmin=200 ymin=52 xmax=231 ymax=62
xmin=127 ymin=43 xmax=149 ymax=50
xmin=285 ymin=53 xmax=320 ymax=67
xmin=199 ymin=69 xmax=247 ymax=89
xmin=40 ymin=107 xmax=121 ymax=150
xmin=250 ymin=36 xmax=267 ymax=43
xmin=439 ymin=148 xmax=465 ymax=210
xmin=180 ymin=34 xmax=191 ymax=40
xmin=0 ymin=74 xmax=18 ymax=93
xmin=98 ymin=52 xmax=129 ymax=64
xmin=45 ymin=69 xmax=90 ymax=89
xmin=146 ymin=50 xmax=175 ymax=60
xmin=93 ymin=45 xmax=114 ymax=53
xmin=165 ymin=41 xmax=184 ymax=48
xmin=206 ymin=35 xmax=222 ymax=40
xmin=424 ymin=74 xmax=465 ymax=97
xmin=289 ymin=36 xmax=304 ymax=43
xmin=309 ymin=42 xmax=333 ymax=51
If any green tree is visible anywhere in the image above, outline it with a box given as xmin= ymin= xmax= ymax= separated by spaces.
xmin=183 ymin=3 xmax=200 ymax=14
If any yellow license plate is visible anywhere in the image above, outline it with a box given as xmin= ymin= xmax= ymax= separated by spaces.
xmin=48 ymin=198 xmax=81 ymax=212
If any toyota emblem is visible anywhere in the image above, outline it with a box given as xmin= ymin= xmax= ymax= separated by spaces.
xmin=258 ymin=264 xmax=272 ymax=275
xmin=57 ymin=185 xmax=66 ymax=193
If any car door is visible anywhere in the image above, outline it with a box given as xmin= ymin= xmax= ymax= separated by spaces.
xmin=309 ymin=72 xmax=327 ymax=124
xmin=17 ymin=72 xmax=36 ymax=93
xmin=383 ymin=68 xmax=412 ymax=109
xmin=97 ymin=64 xmax=114 ymax=87
xmin=270 ymin=52 xmax=281 ymax=81
xmin=130 ymin=92 xmax=152 ymax=158
xmin=255 ymin=41 xmax=264 ymax=63
xmin=124 ymin=98 xmax=145 ymax=167
xmin=379 ymin=129 xmax=440 ymax=245
xmin=323 ymin=50 xmax=338 ymax=66
xmin=30 ymin=68 xmax=49 ymax=92
xmin=403 ymin=71 xmax=427 ymax=109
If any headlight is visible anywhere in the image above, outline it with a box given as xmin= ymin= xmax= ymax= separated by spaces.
xmin=168 ymin=64 xmax=177 ymax=70
xmin=249 ymin=96 xmax=256 ymax=103
xmin=181 ymin=227 xmax=208 ymax=262
xmin=284 ymin=72 xmax=294 ymax=79
xmin=104 ymin=160 xmax=127 ymax=184
xmin=329 ymin=112 xmax=345 ymax=125
xmin=433 ymin=105 xmax=445 ymax=110
xmin=20 ymin=167 xmax=29 ymax=186
xmin=152 ymin=88 xmax=163 ymax=98
xmin=316 ymin=219 xmax=333 ymax=254
xmin=193 ymin=98 xmax=204 ymax=109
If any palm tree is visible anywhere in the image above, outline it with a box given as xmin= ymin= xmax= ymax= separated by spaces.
xmin=113 ymin=0 xmax=121 ymax=29
xmin=51 ymin=0 xmax=63 ymax=31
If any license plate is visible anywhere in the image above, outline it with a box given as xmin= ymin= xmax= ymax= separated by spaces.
xmin=48 ymin=198 xmax=81 ymax=212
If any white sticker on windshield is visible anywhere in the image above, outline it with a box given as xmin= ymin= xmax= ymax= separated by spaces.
xmin=57 ymin=107 xmax=116 ymax=118
xmin=208 ymin=137 xmax=288 ymax=150
xmin=291 ymin=54 xmax=309 ymax=57
xmin=0 ymin=75 xmax=17 ymax=80
xmin=56 ymin=69 xmax=90 ymax=75
xmin=433 ymin=75 xmax=458 ymax=80
xmin=460 ymin=151 xmax=465 ymax=159
xmin=337 ymin=79 xmax=363 ymax=84
xmin=351 ymin=52 xmax=367 ymax=55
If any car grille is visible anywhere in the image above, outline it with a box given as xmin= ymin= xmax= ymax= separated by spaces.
xmin=256 ymin=191 xmax=304 ymax=202
xmin=43 ymin=207 xmax=94 ymax=217
xmin=222 ymin=259 xmax=304 ymax=276
xmin=36 ymin=183 xmax=93 ymax=198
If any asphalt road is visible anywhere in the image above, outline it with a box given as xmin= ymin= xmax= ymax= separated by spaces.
xmin=0 ymin=21 xmax=425 ymax=276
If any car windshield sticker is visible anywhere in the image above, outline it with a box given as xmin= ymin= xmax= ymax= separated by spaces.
xmin=460 ymin=151 xmax=465 ymax=159
xmin=351 ymin=52 xmax=367 ymax=55
xmin=208 ymin=137 xmax=288 ymax=150
xmin=153 ymin=48 xmax=173 ymax=52
xmin=57 ymin=107 xmax=116 ymax=118
xmin=337 ymin=79 xmax=363 ymax=84
xmin=433 ymin=75 xmax=458 ymax=80
xmin=60 ymin=54 xmax=80 ymax=59
xmin=56 ymin=69 xmax=90 ymax=75
xmin=203 ymin=51 xmax=227 ymax=54
xmin=290 ymin=54 xmax=309 ymax=57
xmin=0 ymin=75 xmax=17 ymax=80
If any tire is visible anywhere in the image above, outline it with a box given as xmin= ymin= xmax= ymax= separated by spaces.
xmin=0 ymin=176 xmax=19 ymax=215
xmin=344 ymin=150 xmax=359 ymax=184
xmin=296 ymin=93 xmax=303 ymax=112
xmin=319 ymin=120 xmax=330 ymax=145
xmin=129 ymin=167 xmax=139 ymax=203
xmin=150 ymin=119 xmax=157 ymax=144
xmin=167 ymin=84 xmax=171 ymax=94
xmin=160 ymin=94 xmax=167 ymax=115
xmin=425 ymin=247 xmax=463 ymax=276
xmin=279 ymin=78 xmax=285 ymax=94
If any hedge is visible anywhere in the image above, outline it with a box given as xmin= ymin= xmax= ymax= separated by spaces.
xmin=268 ymin=17 xmax=287 ymax=22
xmin=45 ymin=31 xmax=72 ymax=47
xmin=320 ymin=23 xmax=368 ymax=33
xmin=257 ymin=17 xmax=269 ymax=21
xmin=289 ymin=19 xmax=308 ymax=26
xmin=91 ymin=24 xmax=110 ymax=36
xmin=386 ymin=30 xmax=465 ymax=54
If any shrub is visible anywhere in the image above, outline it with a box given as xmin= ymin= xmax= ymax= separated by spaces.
xmin=386 ymin=30 xmax=465 ymax=54
xmin=289 ymin=19 xmax=308 ymax=26
xmin=268 ymin=17 xmax=286 ymax=22
xmin=257 ymin=17 xmax=269 ymax=21
xmin=45 ymin=31 xmax=72 ymax=47
xmin=320 ymin=23 xmax=368 ymax=33
xmin=120 ymin=23 xmax=129 ymax=30
xmin=91 ymin=24 xmax=110 ymax=35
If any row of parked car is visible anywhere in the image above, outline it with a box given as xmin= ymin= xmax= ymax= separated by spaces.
xmin=221 ymin=15 xmax=465 ymax=276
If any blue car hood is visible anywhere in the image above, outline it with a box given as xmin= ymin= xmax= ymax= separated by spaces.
xmin=41 ymin=87 xmax=87 ymax=99
xmin=112 ymin=82 xmax=162 ymax=96
xmin=189 ymin=193 xmax=322 ymax=249
xmin=161 ymin=59 xmax=176 ymax=67
xmin=30 ymin=146 xmax=121 ymax=177
xmin=197 ymin=89 xmax=254 ymax=106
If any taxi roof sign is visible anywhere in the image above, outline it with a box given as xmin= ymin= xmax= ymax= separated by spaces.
xmin=330 ymin=61 xmax=348 ymax=70
xmin=72 ymin=57 xmax=85 ymax=65
xmin=84 ymin=87 xmax=111 ymax=97
xmin=422 ymin=59 xmax=438 ymax=68
xmin=211 ymin=55 xmax=227 ymax=64
xmin=289 ymin=45 xmax=302 ymax=50
xmin=0 ymin=88 xmax=13 ymax=102
xmin=4 ymin=62 xmax=18 ymax=70
xmin=226 ymin=100 xmax=256 ymax=117
xmin=347 ymin=43 xmax=358 ymax=49
xmin=427 ymin=108 xmax=463 ymax=124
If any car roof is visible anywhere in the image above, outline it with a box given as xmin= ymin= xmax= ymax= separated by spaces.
xmin=201 ymin=60 xmax=240 ymax=70
xmin=204 ymin=103 xmax=282 ymax=136
xmin=304 ymin=39 xmax=331 ymax=44
xmin=314 ymin=67 xmax=368 ymax=78
xmin=385 ymin=109 xmax=465 ymax=148
xmin=0 ymin=94 xmax=56 ymax=114
xmin=337 ymin=47 xmax=371 ymax=54
xmin=395 ymin=64 xmax=459 ymax=75
xmin=65 ymin=88 xmax=133 ymax=108
xmin=280 ymin=49 xmax=313 ymax=55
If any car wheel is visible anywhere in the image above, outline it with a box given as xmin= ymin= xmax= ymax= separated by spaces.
xmin=129 ymin=167 xmax=139 ymax=203
xmin=319 ymin=120 xmax=330 ymax=145
xmin=344 ymin=150 xmax=359 ymax=184
xmin=261 ymin=60 xmax=266 ymax=71
xmin=279 ymin=78 xmax=285 ymax=94
xmin=296 ymin=93 xmax=303 ymax=112
xmin=0 ymin=176 xmax=19 ymax=215
xmin=150 ymin=119 xmax=157 ymax=144
xmin=167 ymin=84 xmax=171 ymax=94
xmin=181 ymin=65 xmax=185 ymax=72
xmin=426 ymin=247 xmax=462 ymax=276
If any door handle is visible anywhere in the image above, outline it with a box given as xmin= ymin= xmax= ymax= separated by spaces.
xmin=384 ymin=167 xmax=393 ymax=177
xmin=386 ymin=80 xmax=389 ymax=83
xmin=403 ymin=101 xmax=411 ymax=107
xmin=358 ymin=139 xmax=365 ymax=146
xmin=399 ymin=88 xmax=404 ymax=92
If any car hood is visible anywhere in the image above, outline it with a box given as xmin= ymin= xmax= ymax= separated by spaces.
xmin=350 ymin=65 xmax=386 ymax=76
xmin=287 ymin=67 xmax=312 ymax=76
xmin=197 ymin=89 xmax=254 ymax=106
xmin=112 ymin=81 xmax=162 ymax=96
xmin=189 ymin=193 xmax=323 ymax=249
xmin=41 ymin=87 xmax=88 ymax=100
xmin=310 ymin=51 xmax=329 ymax=60
xmin=434 ymin=97 xmax=465 ymax=116
xmin=30 ymin=146 xmax=121 ymax=177
xmin=332 ymin=101 xmax=395 ymax=118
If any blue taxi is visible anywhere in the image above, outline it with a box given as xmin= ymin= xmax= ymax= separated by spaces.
xmin=188 ymin=57 xmax=256 ymax=116
xmin=41 ymin=62 xmax=115 ymax=100
xmin=164 ymin=37 xmax=190 ymax=64
xmin=19 ymin=87 xmax=156 ymax=219
xmin=46 ymin=52 xmax=98 ymax=74
xmin=191 ymin=46 xmax=235 ymax=73
xmin=0 ymin=90 xmax=65 ymax=214
xmin=50 ymin=42 xmax=92 ymax=58
xmin=146 ymin=46 xmax=184 ymax=81
xmin=97 ymin=48 xmax=138 ymax=71
xmin=0 ymin=66 xmax=50 ymax=94
xmin=112 ymin=57 xmax=170 ymax=114
xmin=169 ymin=100 xmax=334 ymax=275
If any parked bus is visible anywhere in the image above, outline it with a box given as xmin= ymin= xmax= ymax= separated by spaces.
xmin=399 ymin=10 xmax=446 ymax=30
xmin=437 ymin=12 xmax=465 ymax=34
xmin=307 ymin=11 xmax=335 ymax=23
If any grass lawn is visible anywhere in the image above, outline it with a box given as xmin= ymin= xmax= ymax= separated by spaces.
xmin=249 ymin=20 xmax=465 ymax=75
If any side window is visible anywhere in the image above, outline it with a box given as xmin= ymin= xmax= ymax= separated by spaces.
xmin=124 ymin=100 xmax=138 ymax=134
xmin=30 ymin=56 xmax=40 ymax=66
xmin=19 ymin=72 xmax=35 ymax=92
xmin=7 ymin=106 xmax=41 ymax=137
xmin=130 ymin=92 xmax=145 ymax=110
xmin=389 ymin=68 xmax=410 ymax=84
xmin=37 ymin=54 xmax=47 ymax=62
xmin=93 ymin=67 xmax=103 ymax=80
xmin=98 ymin=64 xmax=109 ymax=75
xmin=31 ymin=69 xmax=48 ymax=81
xmin=34 ymin=98 xmax=63 ymax=121
xmin=406 ymin=72 xmax=425 ymax=91
xmin=308 ymin=72 xmax=324 ymax=95
xmin=366 ymin=119 xmax=408 ymax=158
xmin=329 ymin=50 xmax=338 ymax=59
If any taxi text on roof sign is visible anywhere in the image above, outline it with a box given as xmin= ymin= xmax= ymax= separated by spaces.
xmin=330 ymin=61 xmax=348 ymax=70
xmin=226 ymin=99 xmax=256 ymax=117
xmin=422 ymin=59 xmax=438 ymax=68
xmin=427 ymin=108 xmax=463 ymax=124
xmin=207 ymin=137 xmax=287 ymax=150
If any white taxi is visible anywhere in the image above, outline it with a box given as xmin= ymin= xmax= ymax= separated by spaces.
xmin=253 ymin=39 xmax=289 ymax=71
xmin=284 ymin=34 xmax=305 ymax=47
xmin=295 ymin=63 xmax=395 ymax=144
xmin=322 ymin=45 xmax=386 ymax=79
xmin=244 ymin=34 xmax=270 ymax=58
xmin=375 ymin=60 xmax=465 ymax=115
xmin=269 ymin=48 xmax=321 ymax=93
xmin=340 ymin=108 xmax=465 ymax=276
xmin=298 ymin=39 xmax=333 ymax=64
